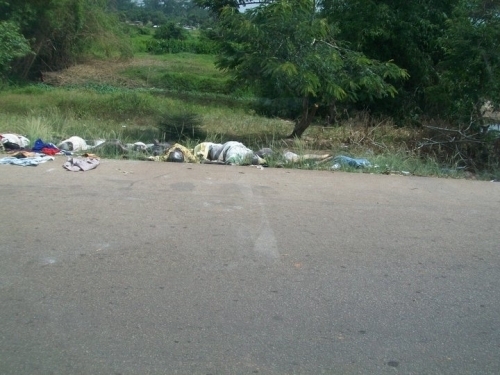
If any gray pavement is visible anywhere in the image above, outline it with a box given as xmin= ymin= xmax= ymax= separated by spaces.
xmin=0 ymin=157 xmax=499 ymax=374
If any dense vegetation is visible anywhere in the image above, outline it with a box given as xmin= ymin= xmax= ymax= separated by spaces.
xmin=0 ymin=0 xmax=499 ymax=176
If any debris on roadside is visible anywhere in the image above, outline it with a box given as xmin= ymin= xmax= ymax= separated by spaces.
xmin=0 ymin=155 xmax=54 ymax=166
xmin=0 ymin=133 xmax=30 ymax=150
xmin=63 ymin=156 xmax=100 ymax=172
xmin=194 ymin=141 xmax=266 ymax=165
xmin=32 ymin=138 xmax=60 ymax=155
xmin=331 ymin=155 xmax=372 ymax=169
xmin=0 ymin=132 xmax=420 ymax=178
xmin=58 ymin=136 xmax=88 ymax=152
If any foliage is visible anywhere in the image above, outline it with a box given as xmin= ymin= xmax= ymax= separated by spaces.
xmin=322 ymin=0 xmax=458 ymax=120
xmin=194 ymin=0 xmax=270 ymax=15
xmin=428 ymin=0 xmax=500 ymax=126
xmin=0 ymin=21 xmax=31 ymax=77
xmin=0 ymin=0 xmax=133 ymax=79
xmin=157 ymin=111 xmax=205 ymax=140
xmin=154 ymin=22 xmax=188 ymax=40
xmin=214 ymin=0 xmax=408 ymax=137
xmin=146 ymin=38 xmax=220 ymax=54
xmin=194 ymin=0 xmax=242 ymax=14
xmin=117 ymin=0 xmax=212 ymax=28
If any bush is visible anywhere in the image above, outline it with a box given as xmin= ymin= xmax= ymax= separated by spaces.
xmin=154 ymin=22 xmax=187 ymax=41
xmin=146 ymin=39 xmax=219 ymax=55
xmin=157 ymin=111 xmax=205 ymax=141
xmin=0 ymin=21 xmax=31 ymax=76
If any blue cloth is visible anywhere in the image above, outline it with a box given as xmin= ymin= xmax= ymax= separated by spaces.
xmin=32 ymin=138 xmax=58 ymax=152
xmin=0 ymin=156 xmax=54 ymax=166
xmin=334 ymin=155 xmax=372 ymax=168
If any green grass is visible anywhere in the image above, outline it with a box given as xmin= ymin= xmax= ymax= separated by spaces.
xmin=120 ymin=53 xmax=235 ymax=94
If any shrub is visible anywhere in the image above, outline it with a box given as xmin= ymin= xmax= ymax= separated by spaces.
xmin=154 ymin=22 xmax=187 ymax=41
xmin=146 ymin=39 xmax=219 ymax=55
xmin=0 ymin=21 xmax=31 ymax=77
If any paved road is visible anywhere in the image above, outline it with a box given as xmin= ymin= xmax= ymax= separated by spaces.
xmin=1 ymin=158 xmax=499 ymax=374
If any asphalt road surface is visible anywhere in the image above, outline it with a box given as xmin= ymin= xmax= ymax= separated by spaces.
xmin=1 ymin=158 xmax=499 ymax=375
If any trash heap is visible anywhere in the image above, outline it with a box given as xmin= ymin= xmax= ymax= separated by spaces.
xmin=1 ymin=132 xmax=379 ymax=172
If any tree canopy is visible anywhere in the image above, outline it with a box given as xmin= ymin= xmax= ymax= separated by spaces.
xmin=0 ymin=21 xmax=31 ymax=77
xmin=1 ymin=0 xmax=498 ymax=135
xmin=0 ymin=0 xmax=133 ymax=79
xmin=197 ymin=0 xmax=499 ymax=129
xmin=321 ymin=0 xmax=500 ymax=125
xmin=430 ymin=0 xmax=500 ymax=123
xmin=214 ymin=0 xmax=408 ymax=137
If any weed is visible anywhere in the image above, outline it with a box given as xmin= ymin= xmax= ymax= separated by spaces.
xmin=157 ymin=111 xmax=204 ymax=141
xmin=21 ymin=117 xmax=54 ymax=142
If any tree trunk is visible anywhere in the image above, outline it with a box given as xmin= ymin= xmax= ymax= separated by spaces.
xmin=328 ymin=100 xmax=337 ymax=126
xmin=288 ymin=98 xmax=319 ymax=138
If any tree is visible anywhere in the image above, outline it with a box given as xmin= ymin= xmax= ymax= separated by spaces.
xmin=154 ymin=21 xmax=188 ymax=40
xmin=0 ymin=0 xmax=133 ymax=79
xmin=108 ymin=0 xmax=136 ymax=11
xmin=214 ymin=0 xmax=408 ymax=137
xmin=0 ymin=21 xmax=31 ymax=78
xmin=321 ymin=0 xmax=458 ymax=120
xmin=429 ymin=0 xmax=500 ymax=126
xmin=194 ymin=0 xmax=270 ymax=15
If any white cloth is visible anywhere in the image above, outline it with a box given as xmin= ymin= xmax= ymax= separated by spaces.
xmin=57 ymin=136 xmax=88 ymax=151
xmin=0 ymin=133 xmax=30 ymax=147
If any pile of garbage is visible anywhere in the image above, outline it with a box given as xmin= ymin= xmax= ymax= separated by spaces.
xmin=1 ymin=132 xmax=379 ymax=172
xmin=0 ymin=134 xmax=101 ymax=170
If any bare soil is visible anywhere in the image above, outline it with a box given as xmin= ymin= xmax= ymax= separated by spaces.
xmin=42 ymin=58 xmax=163 ymax=88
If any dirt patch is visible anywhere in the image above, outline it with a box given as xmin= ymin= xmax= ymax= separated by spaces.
xmin=42 ymin=58 xmax=164 ymax=88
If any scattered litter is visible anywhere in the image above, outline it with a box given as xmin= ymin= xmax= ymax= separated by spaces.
xmin=127 ymin=142 xmax=147 ymax=152
xmin=0 ymin=133 xmax=30 ymax=150
xmin=256 ymin=148 xmax=274 ymax=158
xmin=1 ymin=132 xmax=421 ymax=177
xmin=284 ymin=151 xmax=330 ymax=163
xmin=165 ymin=143 xmax=197 ymax=163
xmin=382 ymin=169 xmax=411 ymax=176
xmin=63 ymin=157 xmax=100 ymax=172
xmin=194 ymin=141 xmax=266 ymax=165
xmin=91 ymin=139 xmax=129 ymax=154
xmin=166 ymin=148 xmax=184 ymax=162
xmin=193 ymin=142 xmax=210 ymax=160
xmin=92 ymin=139 xmax=106 ymax=148
xmin=218 ymin=141 xmax=264 ymax=165
xmin=250 ymin=165 xmax=265 ymax=170
xmin=151 ymin=140 xmax=171 ymax=156
xmin=32 ymin=138 xmax=59 ymax=155
xmin=58 ymin=136 xmax=88 ymax=152
xmin=0 ymin=155 xmax=54 ymax=166
xmin=332 ymin=155 xmax=372 ymax=169
xmin=284 ymin=151 xmax=299 ymax=163
xmin=82 ymin=152 xmax=99 ymax=158
xmin=10 ymin=151 xmax=36 ymax=158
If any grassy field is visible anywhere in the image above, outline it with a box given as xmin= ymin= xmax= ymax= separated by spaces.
xmin=0 ymin=51 xmax=498 ymax=180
